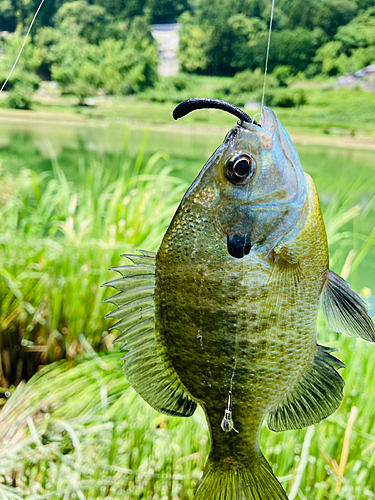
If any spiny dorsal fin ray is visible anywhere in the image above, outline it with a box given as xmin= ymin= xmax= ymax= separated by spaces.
xmin=114 ymin=317 xmax=155 ymax=345
xmin=117 ymin=321 xmax=156 ymax=348
xmin=120 ymin=253 xmax=157 ymax=265
xmin=321 ymin=270 xmax=375 ymax=342
xmin=119 ymin=329 xmax=155 ymax=352
xmin=104 ymin=250 xmax=197 ymax=418
xmin=267 ymin=344 xmax=345 ymax=432
xmin=109 ymin=264 xmax=155 ymax=278
xmin=103 ymin=285 xmax=155 ymax=309
xmin=105 ymin=296 xmax=155 ymax=320
xmin=102 ymin=275 xmax=154 ymax=294
xmin=109 ymin=307 xmax=155 ymax=333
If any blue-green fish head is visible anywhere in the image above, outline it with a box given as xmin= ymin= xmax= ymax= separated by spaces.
xmin=179 ymin=107 xmax=307 ymax=257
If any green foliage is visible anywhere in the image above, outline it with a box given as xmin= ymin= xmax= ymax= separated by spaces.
xmin=178 ymin=12 xmax=210 ymax=73
xmin=312 ymin=0 xmax=357 ymax=39
xmin=286 ymin=0 xmax=357 ymax=37
xmin=226 ymin=73 xmax=307 ymax=108
xmin=0 ymin=351 xmax=208 ymax=498
xmin=1 ymin=0 xmax=375 ymax=89
xmin=256 ymin=28 xmax=324 ymax=74
xmin=141 ymin=72 xmax=196 ymax=102
xmin=179 ymin=7 xmax=267 ymax=76
xmin=27 ymin=14 xmax=158 ymax=101
xmin=335 ymin=7 xmax=375 ymax=53
xmin=55 ymin=1 xmax=108 ymax=44
xmin=0 ymin=147 xmax=187 ymax=386
xmin=0 ymin=2 xmax=157 ymax=103
xmin=0 ymin=35 xmax=41 ymax=90
xmin=227 ymin=14 xmax=267 ymax=71
xmin=314 ymin=41 xmax=348 ymax=76
xmin=146 ymin=0 xmax=190 ymax=23
xmin=218 ymin=68 xmax=280 ymax=107
xmin=311 ymin=7 xmax=375 ymax=75
xmin=177 ymin=0 xmax=375 ymax=77
xmin=273 ymin=65 xmax=293 ymax=87
xmin=267 ymin=87 xmax=307 ymax=108
xmin=230 ymin=68 xmax=267 ymax=94
xmin=93 ymin=0 xmax=146 ymax=19
xmin=348 ymin=46 xmax=375 ymax=71
xmin=5 ymin=82 xmax=34 ymax=109
xmin=0 ymin=0 xmax=16 ymax=31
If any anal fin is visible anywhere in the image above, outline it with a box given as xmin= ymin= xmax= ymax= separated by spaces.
xmin=321 ymin=270 xmax=375 ymax=342
xmin=267 ymin=344 xmax=345 ymax=432
xmin=103 ymin=250 xmax=197 ymax=418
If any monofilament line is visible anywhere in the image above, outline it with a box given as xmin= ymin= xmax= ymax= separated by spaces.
xmin=0 ymin=0 xmax=46 ymax=94
xmin=261 ymin=0 xmax=276 ymax=111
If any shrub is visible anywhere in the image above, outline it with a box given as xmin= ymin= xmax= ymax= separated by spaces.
xmin=273 ymin=65 xmax=293 ymax=87
xmin=266 ymin=88 xmax=307 ymax=108
xmin=6 ymin=83 xmax=34 ymax=109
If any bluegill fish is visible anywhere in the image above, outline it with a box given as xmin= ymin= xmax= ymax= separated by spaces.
xmin=104 ymin=99 xmax=375 ymax=500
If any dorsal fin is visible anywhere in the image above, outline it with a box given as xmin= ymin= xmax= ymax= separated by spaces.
xmin=103 ymin=251 xmax=197 ymax=417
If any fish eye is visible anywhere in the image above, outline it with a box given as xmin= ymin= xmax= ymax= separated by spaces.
xmin=226 ymin=154 xmax=255 ymax=185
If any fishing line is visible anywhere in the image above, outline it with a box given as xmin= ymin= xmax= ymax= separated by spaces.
xmin=0 ymin=0 xmax=46 ymax=94
xmin=252 ymin=112 xmax=262 ymax=125
xmin=229 ymin=0 xmax=276 ymax=425
xmin=261 ymin=0 xmax=276 ymax=111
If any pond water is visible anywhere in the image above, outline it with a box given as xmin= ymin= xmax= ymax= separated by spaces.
xmin=0 ymin=118 xmax=374 ymax=293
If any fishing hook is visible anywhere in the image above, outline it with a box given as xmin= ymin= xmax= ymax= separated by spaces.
xmin=221 ymin=390 xmax=239 ymax=433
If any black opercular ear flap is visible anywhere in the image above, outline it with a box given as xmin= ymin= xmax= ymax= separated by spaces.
xmin=227 ymin=234 xmax=252 ymax=258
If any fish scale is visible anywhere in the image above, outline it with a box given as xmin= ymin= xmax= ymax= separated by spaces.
xmin=105 ymin=102 xmax=375 ymax=500
xmin=156 ymin=188 xmax=320 ymax=464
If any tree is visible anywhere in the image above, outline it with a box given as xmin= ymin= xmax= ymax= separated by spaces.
xmin=335 ymin=7 xmax=375 ymax=53
xmin=253 ymin=27 xmax=324 ymax=74
xmin=178 ymin=12 xmax=210 ymax=73
xmin=314 ymin=41 xmax=348 ymax=75
xmin=0 ymin=0 xmax=16 ymax=32
xmin=313 ymin=0 xmax=356 ymax=39
xmin=55 ymin=1 xmax=108 ymax=44
xmin=146 ymin=0 xmax=190 ymax=23
xmin=93 ymin=0 xmax=147 ymax=19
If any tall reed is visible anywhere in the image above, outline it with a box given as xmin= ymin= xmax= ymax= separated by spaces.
xmin=1 ymin=323 xmax=375 ymax=499
xmin=0 ymin=148 xmax=187 ymax=386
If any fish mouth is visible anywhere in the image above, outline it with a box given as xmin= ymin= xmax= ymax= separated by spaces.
xmin=227 ymin=234 xmax=252 ymax=259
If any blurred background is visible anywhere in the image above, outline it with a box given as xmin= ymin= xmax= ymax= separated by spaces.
xmin=0 ymin=0 xmax=375 ymax=498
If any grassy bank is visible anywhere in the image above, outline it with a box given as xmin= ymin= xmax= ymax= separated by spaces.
xmin=2 ymin=77 xmax=375 ymax=138
xmin=1 ymin=138 xmax=374 ymax=387
xmin=0 ymin=148 xmax=187 ymax=386
xmin=0 ymin=100 xmax=374 ymax=499
xmin=1 ymin=323 xmax=375 ymax=499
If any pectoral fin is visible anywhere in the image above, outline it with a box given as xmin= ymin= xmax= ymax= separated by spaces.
xmin=321 ymin=270 xmax=375 ymax=342
xmin=103 ymin=251 xmax=197 ymax=417
xmin=267 ymin=344 xmax=345 ymax=432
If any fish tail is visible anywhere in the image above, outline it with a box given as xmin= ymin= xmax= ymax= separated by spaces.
xmin=194 ymin=453 xmax=289 ymax=500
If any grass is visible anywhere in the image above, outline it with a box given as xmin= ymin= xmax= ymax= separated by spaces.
xmin=2 ymin=75 xmax=375 ymax=137
xmin=0 ymin=347 xmax=209 ymax=500
xmin=0 ymin=114 xmax=374 ymax=498
xmin=0 ymin=135 xmax=374 ymax=388
xmin=1 ymin=324 xmax=375 ymax=499
xmin=0 ymin=141 xmax=188 ymax=386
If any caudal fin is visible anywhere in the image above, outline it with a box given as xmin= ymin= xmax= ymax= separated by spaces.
xmin=194 ymin=455 xmax=288 ymax=500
